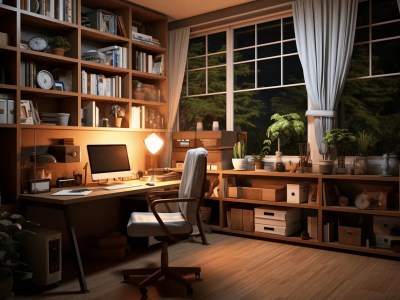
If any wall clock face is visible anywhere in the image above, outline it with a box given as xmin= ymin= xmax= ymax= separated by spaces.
xmin=30 ymin=0 xmax=40 ymax=13
xmin=355 ymin=193 xmax=370 ymax=210
xmin=36 ymin=70 xmax=54 ymax=90
xmin=28 ymin=36 xmax=48 ymax=52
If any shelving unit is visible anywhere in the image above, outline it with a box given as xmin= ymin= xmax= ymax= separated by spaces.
xmin=202 ymin=170 xmax=400 ymax=258
xmin=0 ymin=0 xmax=169 ymax=204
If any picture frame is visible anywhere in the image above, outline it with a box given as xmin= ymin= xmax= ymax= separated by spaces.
xmin=53 ymin=80 xmax=65 ymax=91
xmin=20 ymin=100 xmax=34 ymax=124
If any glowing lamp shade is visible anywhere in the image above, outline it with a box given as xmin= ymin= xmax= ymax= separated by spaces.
xmin=144 ymin=133 xmax=164 ymax=155
xmin=144 ymin=133 xmax=164 ymax=183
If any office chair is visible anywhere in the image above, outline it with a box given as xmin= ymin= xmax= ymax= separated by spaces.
xmin=122 ymin=147 xmax=208 ymax=298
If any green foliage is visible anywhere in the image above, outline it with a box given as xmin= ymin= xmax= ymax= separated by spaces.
xmin=233 ymin=140 xmax=246 ymax=159
xmin=0 ymin=211 xmax=38 ymax=281
xmin=323 ymin=128 xmax=356 ymax=156
xmin=48 ymin=36 xmax=71 ymax=52
xmin=262 ymin=113 xmax=305 ymax=155
xmin=355 ymin=130 xmax=377 ymax=156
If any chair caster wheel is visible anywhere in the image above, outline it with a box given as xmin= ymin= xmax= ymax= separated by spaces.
xmin=195 ymin=272 xmax=201 ymax=279
xmin=140 ymin=288 xmax=148 ymax=299
xmin=187 ymin=287 xmax=194 ymax=295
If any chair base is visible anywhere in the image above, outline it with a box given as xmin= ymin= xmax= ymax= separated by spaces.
xmin=122 ymin=241 xmax=201 ymax=298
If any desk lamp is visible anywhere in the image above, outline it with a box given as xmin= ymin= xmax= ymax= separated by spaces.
xmin=144 ymin=132 xmax=164 ymax=183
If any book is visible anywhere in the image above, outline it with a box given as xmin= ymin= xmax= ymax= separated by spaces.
xmin=152 ymin=54 xmax=164 ymax=75
xmin=82 ymin=101 xmax=98 ymax=127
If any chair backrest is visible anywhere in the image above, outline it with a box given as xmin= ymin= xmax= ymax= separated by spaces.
xmin=178 ymin=147 xmax=208 ymax=225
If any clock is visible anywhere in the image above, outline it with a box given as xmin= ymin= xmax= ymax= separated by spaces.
xmin=30 ymin=0 xmax=40 ymax=13
xmin=28 ymin=36 xmax=48 ymax=52
xmin=355 ymin=193 xmax=371 ymax=210
xmin=36 ymin=70 xmax=54 ymax=90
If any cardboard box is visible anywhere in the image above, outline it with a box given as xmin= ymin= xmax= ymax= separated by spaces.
xmin=172 ymin=131 xmax=196 ymax=148
xmin=230 ymin=208 xmax=243 ymax=231
xmin=254 ymin=218 xmax=301 ymax=236
xmin=7 ymin=100 xmax=14 ymax=124
xmin=48 ymin=145 xmax=81 ymax=163
xmin=254 ymin=206 xmax=301 ymax=225
xmin=287 ymin=183 xmax=310 ymax=203
xmin=375 ymin=233 xmax=400 ymax=248
xmin=338 ymin=226 xmax=361 ymax=246
xmin=228 ymin=186 xmax=243 ymax=198
xmin=307 ymin=216 xmax=318 ymax=239
xmin=229 ymin=208 xmax=254 ymax=232
xmin=242 ymin=209 xmax=254 ymax=232
xmin=242 ymin=186 xmax=286 ymax=201
xmin=196 ymin=130 xmax=238 ymax=148
xmin=0 ymin=32 xmax=9 ymax=46
xmin=373 ymin=216 xmax=400 ymax=235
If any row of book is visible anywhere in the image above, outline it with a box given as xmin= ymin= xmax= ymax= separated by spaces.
xmin=134 ymin=52 xmax=163 ymax=75
xmin=81 ymin=71 xmax=122 ymax=97
xmin=131 ymin=106 xmax=164 ymax=129
xmin=0 ymin=94 xmax=14 ymax=124
xmin=82 ymin=8 xmax=126 ymax=37
xmin=81 ymin=101 xmax=99 ymax=127
xmin=20 ymin=60 xmax=37 ymax=88
xmin=20 ymin=0 xmax=75 ymax=23
xmin=132 ymin=31 xmax=161 ymax=47
xmin=82 ymin=45 xmax=128 ymax=68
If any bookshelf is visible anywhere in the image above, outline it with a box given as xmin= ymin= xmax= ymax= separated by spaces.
xmin=0 ymin=0 xmax=169 ymax=204
xmin=199 ymin=170 xmax=400 ymax=258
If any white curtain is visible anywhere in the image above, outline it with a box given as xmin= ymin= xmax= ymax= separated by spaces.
xmin=163 ymin=27 xmax=190 ymax=167
xmin=292 ymin=0 xmax=358 ymax=158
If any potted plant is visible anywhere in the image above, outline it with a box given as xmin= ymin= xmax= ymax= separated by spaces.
xmin=0 ymin=211 xmax=37 ymax=299
xmin=322 ymin=128 xmax=356 ymax=174
xmin=354 ymin=130 xmax=376 ymax=175
xmin=262 ymin=113 xmax=305 ymax=171
xmin=232 ymin=140 xmax=247 ymax=170
xmin=110 ymin=105 xmax=126 ymax=127
xmin=48 ymin=36 xmax=71 ymax=56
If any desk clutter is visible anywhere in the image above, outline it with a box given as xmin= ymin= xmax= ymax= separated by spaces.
xmin=172 ymin=130 xmax=246 ymax=170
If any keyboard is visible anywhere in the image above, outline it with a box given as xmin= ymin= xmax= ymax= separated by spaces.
xmin=103 ymin=183 xmax=142 ymax=190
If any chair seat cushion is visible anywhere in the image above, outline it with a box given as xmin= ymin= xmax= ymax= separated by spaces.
xmin=127 ymin=212 xmax=193 ymax=237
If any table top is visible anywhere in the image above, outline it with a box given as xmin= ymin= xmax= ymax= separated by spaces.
xmin=20 ymin=180 xmax=181 ymax=205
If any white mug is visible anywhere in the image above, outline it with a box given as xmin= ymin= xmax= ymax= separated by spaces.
xmin=212 ymin=121 xmax=219 ymax=131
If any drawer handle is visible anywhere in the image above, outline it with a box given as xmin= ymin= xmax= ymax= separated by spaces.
xmin=263 ymin=212 xmax=274 ymax=216
xmin=264 ymin=227 xmax=274 ymax=231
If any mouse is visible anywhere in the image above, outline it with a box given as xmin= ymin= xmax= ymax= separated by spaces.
xmin=145 ymin=182 xmax=155 ymax=186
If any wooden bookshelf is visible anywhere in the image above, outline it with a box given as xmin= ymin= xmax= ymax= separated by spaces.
xmin=0 ymin=0 xmax=169 ymax=204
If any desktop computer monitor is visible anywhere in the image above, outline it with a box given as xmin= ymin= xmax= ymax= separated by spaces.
xmin=87 ymin=144 xmax=132 ymax=182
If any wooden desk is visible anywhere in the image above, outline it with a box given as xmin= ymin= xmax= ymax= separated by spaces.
xmin=20 ymin=180 xmax=180 ymax=293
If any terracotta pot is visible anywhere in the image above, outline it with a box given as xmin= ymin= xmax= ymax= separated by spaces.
xmin=319 ymin=160 xmax=334 ymax=174
xmin=114 ymin=117 xmax=122 ymax=128
xmin=52 ymin=47 xmax=65 ymax=56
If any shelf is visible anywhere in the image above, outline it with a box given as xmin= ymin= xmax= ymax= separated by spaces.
xmin=323 ymin=205 xmax=400 ymax=217
xmin=20 ymin=11 xmax=78 ymax=29
xmin=131 ymin=70 xmax=166 ymax=80
xmin=222 ymin=197 xmax=319 ymax=209
xmin=81 ymin=94 xmax=130 ymax=102
xmin=81 ymin=26 xmax=129 ymax=44
xmin=20 ymin=87 xmax=78 ymax=97
xmin=81 ymin=60 xmax=130 ymax=74
xmin=131 ymin=39 xmax=166 ymax=53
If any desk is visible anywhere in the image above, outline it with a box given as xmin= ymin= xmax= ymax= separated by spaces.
xmin=20 ymin=180 xmax=180 ymax=293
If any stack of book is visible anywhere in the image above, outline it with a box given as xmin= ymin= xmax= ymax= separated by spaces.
xmin=82 ymin=45 xmax=127 ymax=68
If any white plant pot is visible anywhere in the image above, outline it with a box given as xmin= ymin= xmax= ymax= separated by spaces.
xmin=232 ymin=158 xmax=247 ymax=170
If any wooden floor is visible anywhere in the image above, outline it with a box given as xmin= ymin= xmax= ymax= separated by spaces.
xmin=14 ymin=233 xmax=400 ymax=300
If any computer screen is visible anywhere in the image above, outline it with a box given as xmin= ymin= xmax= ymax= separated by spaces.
xmin=87 ymin=144 xmax=132 ymax=181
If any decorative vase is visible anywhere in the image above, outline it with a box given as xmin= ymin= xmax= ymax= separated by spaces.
xmin=52 ymin=47 xmax=65 ymax=56
xmin=232 ymin=158 xmax=247 ymax=170
xmin=388 ymin=154 xmax=399 ymax=176
xmin=114 ymin=117 xmax=122 ymax=127
xmin=319 ymin=160 xmax=334 ymax=174
xmin=354 ymin=156 xmax=367 ymax=175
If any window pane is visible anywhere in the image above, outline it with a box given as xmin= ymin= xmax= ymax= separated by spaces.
xmin=372 ymin=39 xmax=400 ymax=75
xmin=357 ymin=1 xmax=369 ymax=26
xmin=283 ymin=55 xmax=304 ymax=84
xmin=188 ymin=70 xmax=206 ymax=95
xmin=372 ymin=0 xmax=400 ymax=24
xmin=258 ymin=20 xmax=281 ymax=44
xmin=181 ymin=74 xmax=187 ymax=97
xmin=258 ymin=44 xmax=280 ymax=58
xmin=234 ymin=25 xmax=255 ymax=49
xmin=355 ymin=28 xmax=369 ymax=43
xmin=348 ymin=44 xmax=369 ymax=78
xmin=234 ymin=48 xmax=254 ymax=62
xmin=257 ymin=58 xmax=281 ymax=87
xmin=179 ymin=95 xmax=226 ymax=131
xmin=208 ymin=67 xmax=226 ymax=93
xmin=283 ymin=40 xmax=297 ymax=54
xmin=340 ymin=76 xmax=400 ymax=155
xmin=188 ymin=56 xmax=205 ymax=69
xmin=208 ymin=32 xmax=226 ymax=53
xmin=188 ymin=36 xmax=205 ymax=57
xmin=208 ymin=53 xmax=226 ymax=67
xmin=283 ymin=17 xmax=295 ymax=40
xmin=372 ymin=22 xmax=400 ymax=40
xmin=234 ymin=62 xmax=255 ymax=90
xmin=234 ymin=86 xmax=307 ymax=155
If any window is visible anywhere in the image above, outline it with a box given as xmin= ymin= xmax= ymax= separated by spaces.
xmin=340 ymin=0 xmax=400 ymax=155
xmin=180 ymin=17 xmax=307 ymax=155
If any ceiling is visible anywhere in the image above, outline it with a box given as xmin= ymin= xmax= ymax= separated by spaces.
xmin=127 ymin=0 xmax=256 ymax=21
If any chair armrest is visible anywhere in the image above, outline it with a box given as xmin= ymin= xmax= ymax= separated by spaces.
xmin=146 ymin=189 xmax=179 ymax=212
xmin=149 ymin=197 xmax=197 ymax=240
